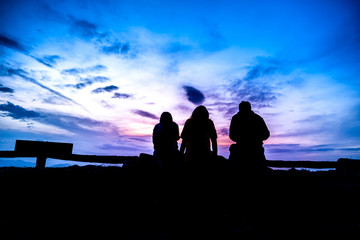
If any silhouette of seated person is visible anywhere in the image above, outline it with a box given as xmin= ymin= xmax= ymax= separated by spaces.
xmin=180 ymin=105 xmax=218 ymax=164
xmin=229 ymin=101 xmax=270 ymax=170
xmin=153 ymin=112 xmax=180 ymax=164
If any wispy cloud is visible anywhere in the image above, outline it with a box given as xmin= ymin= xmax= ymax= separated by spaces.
xmin=92 ymin=85 xmax=119 ymax=94
xmin=61 ymin=65 xmax=107 ymax=75
xmin=65 ymin=76 xmax=110 ymax=90
xmin=3 ymin=65 xmax=84 ymax=108
xmin=40 ymin=55 xmax=62 ymax=66
xmin=0 ymin=101 xmax=114 ymax=134
xmin=133 ymin=110 xmax=158 ymax=120
xmin=102 ymin=40 xmax=130 ymax=55
xmin=68 ymin=17 xmax=106 ymax=40
xmin=112 ymin=93 xmax=132 ymax=99
xmin=242 ymin=57 xmax=282 ymax=81
xmin=32 ymin=56 xmax=58 ymax=68
xmin=0 ymin=84 xmax=14 ymax=93
xmin=229 ymin=79 xmax=278 ymax=109
xmin=0 ymin=34 xmax=58 ymax=68
xmin=99 ymin=143 xmax=142 ymax=152
xmin=266 ymin=144 xmax=360 ymax=155
xmin=67 ymin=82 xmax=90 ymax=90
xmin=227 ymin=57 xmax=284 ymax=109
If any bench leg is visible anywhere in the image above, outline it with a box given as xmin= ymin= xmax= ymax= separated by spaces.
xmin=36 ymin=156 xmax=47 ymax=168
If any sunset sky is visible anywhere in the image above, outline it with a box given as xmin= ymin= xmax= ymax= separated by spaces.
xmin=1 ymin=0 xmax=360 ymax=167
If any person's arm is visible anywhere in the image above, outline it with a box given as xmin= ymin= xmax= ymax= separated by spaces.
xmin=180 ymin=120 xmax=189 ymax=155
xmin=152 ymin=125 xmax=158 ymax=145
xmin=260 ymin=117 xmax=270 ymax=141
xmin=211 ymin=137 xmax=218 ymax=156
xmin=180 ymin=140 xmax=186 ymax=155
xmin=229 ymin=116 xmax=239 ymax=143
xmin=209 ymin=120 xmax=218 ymax=156
xmin=175 ymin=123 xmax=180 ymax=140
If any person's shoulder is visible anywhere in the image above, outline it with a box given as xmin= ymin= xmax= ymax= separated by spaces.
xmin=231 ymin=112 xmax=241 ymax=120
xmin=153 ymin=123 xmax=161 ymax=132
xmin=208 ymin=119 xmax=216 ymax=128
xmin=182 ymin=119 xmax=192 ymax=130
xmin=184 ymin=118 xmax=193 ymax=125
xmin=251 ymin=111 xmax=265 ymax=121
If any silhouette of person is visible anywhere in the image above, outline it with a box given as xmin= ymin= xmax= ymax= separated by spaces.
xmin=153 ymin=112 xmax=180 ymax=164
xmin=180 ymin=105 xmax=218 ymax=163
xmin=229 ymin=101 xmax=270 ymax=170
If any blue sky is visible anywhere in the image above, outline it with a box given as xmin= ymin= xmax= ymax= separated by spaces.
xmin=1 ymin=0 xmax=360 ymax=167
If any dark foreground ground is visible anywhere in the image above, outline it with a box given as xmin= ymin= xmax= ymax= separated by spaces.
xmin=1 ymin=163 xmax=360 ymax=240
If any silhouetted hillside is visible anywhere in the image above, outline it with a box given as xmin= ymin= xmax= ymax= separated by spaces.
xmin=1 ymin=164 xmax=360 ymax=239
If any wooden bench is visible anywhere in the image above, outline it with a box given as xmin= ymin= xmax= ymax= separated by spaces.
xmin=14 ymin=140 xmax=73 ymax=168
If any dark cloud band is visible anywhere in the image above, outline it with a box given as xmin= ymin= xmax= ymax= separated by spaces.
xmin=183 ymin=86 xmax=205 ymax=105
xmin=133 ymin=110 xmax=158 ymax=120
xmin=112 ymin=93 xmax=132 ymax=99
xmin=0 ymin=84 xmax=14 ymax=93
xmin=0 ymin=102 xmax=40 ymax=119
xmin=92 ymin=85 xmax=119 ymax=94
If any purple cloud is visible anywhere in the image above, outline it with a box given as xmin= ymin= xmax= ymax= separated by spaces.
xmin=133 ymin=110 xmax=158 ymax=120
xmin=183 ymin=86 xmax=205 ymax=105
xmin=112 ymin=93 xmax=132 ymax=99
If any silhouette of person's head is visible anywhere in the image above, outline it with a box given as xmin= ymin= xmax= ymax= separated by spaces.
xmin=191 ymin=105 xmax=209 ymax=120
xmin=160 ymin=112 xmax=173 ymax=124
xmin=239 ymin=101 xmax=251 ymax=113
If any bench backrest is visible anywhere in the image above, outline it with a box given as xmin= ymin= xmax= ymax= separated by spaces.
xmin=15 ymin=140 xmax=73 ymax=156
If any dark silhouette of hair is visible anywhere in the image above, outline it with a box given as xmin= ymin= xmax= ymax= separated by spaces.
xmin=180 ymin=106 xmax=217 ymax=163
xmin=191 ymin=105 xmax=209 ymax=120
xmin=160 ymin=112 xmax=173 ymax=124
xmin=153 ymin=112 xmax=180 ymax=164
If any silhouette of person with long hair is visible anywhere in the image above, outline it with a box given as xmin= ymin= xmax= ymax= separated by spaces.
xmin=180 ymin=105 xmax=218 ymax=164
xmin=229 ymin=101 xmax=270 ymax=170
xmin=153 ymin=112 xmax=180 ymax=164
